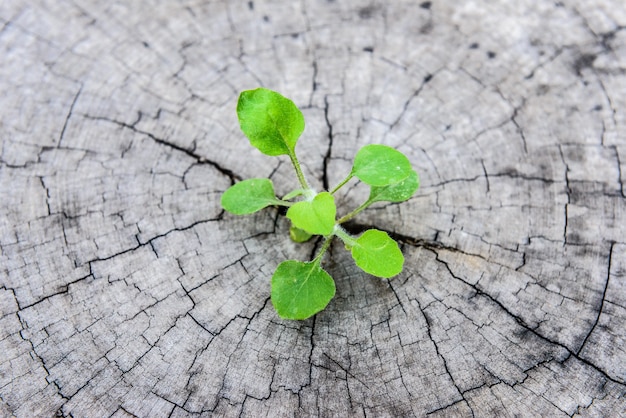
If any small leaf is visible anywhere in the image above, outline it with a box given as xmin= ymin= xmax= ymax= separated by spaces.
xmin=289 ymin=225 xmax=313 ymax=243
xmin=368 ymin=170 xmax=420 ymax=203
xmin=286 ymin=192 xmax=336 ymax=236
xmin=350 ymin=229 xmax=404 ymax=278
xmin=271 ymin=260 xmax=336 ymax=320
xmin=352 ymin=144 xmax=412 ymax=186
xmin=237 ymin=88 xmax=304 ymax=156
xmin=221 ymin=178 xmax=279 ymax=215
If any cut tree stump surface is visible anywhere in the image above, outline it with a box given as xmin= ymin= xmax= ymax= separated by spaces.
xmin=1 ymin=1 xmax=625 ymax=416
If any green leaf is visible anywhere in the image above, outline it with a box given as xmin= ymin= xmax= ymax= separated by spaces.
xmin=352 ymin=144 xmax=412 ymax=186
xmin=368 ymin=170 xmax=420 ymax=203
xmin=289 ymin=225 xmax=313 ymax=243
xmin=286 ymin=192 xmax=336 ymax=236
xmin=350 ymin=229 xmax=404 ymax=278
xmin=237 ymin=88 xmax=305 ymax=156
xmin=271 ymin=260 xmax=336 ymax=320
xmin=221 ymin=178 xmax=280 ymax=215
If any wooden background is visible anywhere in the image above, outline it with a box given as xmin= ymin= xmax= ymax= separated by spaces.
xmin=1 ymin=1 xmax=625 ymax=416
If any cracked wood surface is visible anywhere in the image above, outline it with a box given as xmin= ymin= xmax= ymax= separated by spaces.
xmin=1 ymin=1 xmax=625 ymax=417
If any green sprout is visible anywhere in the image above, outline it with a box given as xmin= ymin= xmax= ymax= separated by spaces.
xmin=221 ymin=88 xmax=420 ymax=320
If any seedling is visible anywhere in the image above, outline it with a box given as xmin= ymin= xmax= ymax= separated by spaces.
xmin=221 ymin=88 xmax=420 ymax=320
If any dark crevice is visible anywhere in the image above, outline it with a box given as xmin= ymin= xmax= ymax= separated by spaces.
xmin=321 ymin=95 xmax=333 ymax=190
xmin=429 ymin=247 xmax=625 ymax=387
xmin=82 ymin=114 xmax=240 ymax=184
xmin=611 ymin=146 xmax=625 ymax=198
xmin=481 ymin=160 xmax=490 ymax=193
xmin=58 ymin=85 xmax=83 ymax=147
xmin=390 ymin=71 xmax=438 ymax=129
xmin=18 ymin=273 xmax=93 ymax=311
xmin=87 ymin=216 xmax=222 ymax=268
xmin=577 ymin=242 xmax=614 ymax=355
xmin=510 ymin=104 xmax=529 ymax=154
xmin=558 ymin=145 xmax=572 ymax=246
xmin=415 ymin=297 xmax=470 ymax=416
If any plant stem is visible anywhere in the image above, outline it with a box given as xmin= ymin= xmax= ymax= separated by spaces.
xmin=336 ymin=199 xmax=373 ymax=224
xmin=330 ymin=173 xmax=353 ymax=194
xmin=288 ymin=149 xmax=309 ymax=190
xmin=333 ymin=225 xmax=357 ymax=247
xmin=312 ymin=235 xmax=333 ymax=263
xmin=273 ymin=199 xmax=293 ymax=207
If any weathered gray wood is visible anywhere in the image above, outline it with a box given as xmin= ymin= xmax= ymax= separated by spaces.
xmin=1 ymin=0 xmax=625 ymax=416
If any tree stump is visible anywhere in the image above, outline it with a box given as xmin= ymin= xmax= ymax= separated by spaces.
xmin=1 ymin=1 xmax=625 ymax=416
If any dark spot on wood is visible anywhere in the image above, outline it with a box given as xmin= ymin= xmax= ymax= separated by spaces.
xmin=569 ymin=188 xmax=585 ymax=204
xmin=567 ymin=232 xmax=582 ymax=244
xmin=501 ymin=167 xmax=520 ymax=176
xmin=291 ymin=33 xmax=299 ymax=39
xmin=363 ymin=46 xmax=374 ymax=53
xmin=600 ymin=31 xmax=616 ymax=51
xmin=445 ymin=124 xmax=452 ymax=131
xmin=573 ymin=53 xmax=596 ymax=76
xmin=537 ymin=84 xmax=550 ymax=95
xmin=248 ymin=1 xmax=254 ymax=10
xmin=358 ymin=6 xmax=377 ymax=19
xmin=142 ymin=41 xmax=150 ymax=48
xmin=263 ymin=15 xmax=269 ymax=22
xmin=592 ymin=104 xmax=602 ymax=111
xmin=420 ymin=1 xmax=432 ymax=9
xmin=420 ymin=22 xmax=434 ymax=34
xmin=469 ymin=42 xmax=479 ymax=49
xmin=487 ymin=51 xmax=496 ymax=59
xmin=423 ymin=73 xmax=433 ymax=83
xmin=514 ymin=327 xmax=532 ymax=342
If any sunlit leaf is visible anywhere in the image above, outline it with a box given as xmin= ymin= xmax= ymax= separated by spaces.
xmin=368 ymin=170 xmax=420 ymax=203
xmin=237 ymin=88 xmax=304 ymax=156
xmin=352 ymin=144 xmax=412 ymax=186
xmin=271 ymin=260 xmax=336 ymax=320
xmin=221 ymin=178 xmax=279 ymax=215
xmin=350 ymin=229 xmax=404 ymax=278
xmin=286 ymin=192 xmax=336 ymax=236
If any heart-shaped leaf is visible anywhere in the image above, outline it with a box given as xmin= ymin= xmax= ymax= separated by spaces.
xmin=237 ymin=88 xmax=304 ymax=156
xmin=352 ymin=144 xmax=412 ymax=186
xmin=368 ymin=170 xmax=420 ymax=203
xmin=286 ymin=192 xmax=336 ymax=236
xmin=221 ymin=178 xmax=280 ymax=215
xmin=350 ymin=229 xmax=404 ymax=278
xmin=271 ymin=260 xmax=336 ymax=320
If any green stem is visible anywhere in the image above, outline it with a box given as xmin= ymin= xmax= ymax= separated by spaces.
xmin=336 ymin=198 xmax=374 ymax=224
xmin=330 ymin=173 xmax=353 ymax=194
xmin=273 ymin=199 xmax=294 ymax=207
xmin=288 ymin=149 xmax=309 ymax=190
xmin=333 ymin=225 xmax=357 ymax=247
xmin=312 ymin=236 xmax=333 ymax=264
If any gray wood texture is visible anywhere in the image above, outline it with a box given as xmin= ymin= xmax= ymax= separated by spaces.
xmin=1 ymin=1 xmax=625 ymax=416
